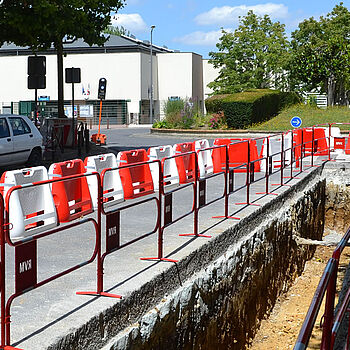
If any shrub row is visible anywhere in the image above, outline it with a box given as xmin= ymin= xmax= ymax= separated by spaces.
xmin=205 ymin=89 xmax=300 ymax=129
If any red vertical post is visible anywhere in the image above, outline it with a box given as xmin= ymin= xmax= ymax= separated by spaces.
xmin=280 ymin=133 xmax=284 ymax=185
xmin=0 ymin=194 xmax=5 ymax=347
xmin=321 ymin=265 xmax=338 ymax=350
xmin=246 ymin=141 xmax=250 ymax=205
xmin=157 ymin=160 xmax=163 ymax=259
xmin=193 ymin=152 xmax=199 ymax=236
xmin=311 ymin=126 xmax=315 ymax=167
xmin=300 ymin=129 xmax=304 ymax=173
xmin=291 ymin=131 xmax=294 ymax=179
xmin=96 ymin=173 xmax=103 ymax=294
xmin=328 ymin=123 xmax=332 ymax=161
xmin=265 ymin=136 xmax=270 ymax=194
xmin=224 ymin=145 xmax=229 ymax=218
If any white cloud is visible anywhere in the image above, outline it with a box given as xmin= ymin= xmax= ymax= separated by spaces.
xmin=174 ymin=29 xmax=231 ymax=46
xmin=195 ymin=3 xmax=288 ymax=26
xmin=112 ymin=13 xmax=147 ymax=33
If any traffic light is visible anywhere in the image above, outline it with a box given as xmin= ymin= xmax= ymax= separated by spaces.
xmin=98 ymin=78 xmax=107 ymax=100
xmin=27 ymin=56 xmax=46 ymax=89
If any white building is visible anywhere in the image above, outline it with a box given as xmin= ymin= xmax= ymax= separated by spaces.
xmin=0 ymin=35 xmax=211 ymax=124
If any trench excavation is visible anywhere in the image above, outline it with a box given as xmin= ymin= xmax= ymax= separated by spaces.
xmin=93 ymin=163 xmax=350 ymax=350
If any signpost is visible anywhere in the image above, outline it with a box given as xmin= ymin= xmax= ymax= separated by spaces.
xmin=65 ymin=67 xmax=81 ymax=147
xmin=291 ymin=116 xmax=302 ymax=128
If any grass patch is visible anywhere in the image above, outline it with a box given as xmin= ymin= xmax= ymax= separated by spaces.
xmin=248 ymin=104 xmax=350 ymax=131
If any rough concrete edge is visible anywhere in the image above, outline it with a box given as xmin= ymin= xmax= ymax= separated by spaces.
xmin=47 ymin=166 xmax=324 ymax=350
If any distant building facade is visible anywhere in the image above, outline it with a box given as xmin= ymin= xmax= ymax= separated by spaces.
xmin=0 ymin=35 xmax=212 ymax=124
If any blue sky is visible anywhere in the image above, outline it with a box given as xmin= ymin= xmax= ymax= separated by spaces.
xmin=112 ymin=0 xmax=349 ymax=58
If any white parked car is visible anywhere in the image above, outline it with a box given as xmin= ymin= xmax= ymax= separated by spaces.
xmin=0 ymin=114 xmax=43 ymax=167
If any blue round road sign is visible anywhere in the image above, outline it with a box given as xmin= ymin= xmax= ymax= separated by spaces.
xmin=291 ymin=116 xmax=302 ymax=128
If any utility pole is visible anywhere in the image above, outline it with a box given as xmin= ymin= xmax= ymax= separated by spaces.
xmin=150 ymin=25 xmax=156 ymax=124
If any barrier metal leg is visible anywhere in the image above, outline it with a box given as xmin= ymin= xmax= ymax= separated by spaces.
xmin=235 ymin=144 xmax=261 ymax=207
xmin=141 ymin=173 xmax=179 ymax=262
xmin=179 ymin=157 xmax=211 ymax=238
xmin=76 ymin=189 xmax=122 ymax=299
xmin=213 ymin=171 xmax=240 ymax=220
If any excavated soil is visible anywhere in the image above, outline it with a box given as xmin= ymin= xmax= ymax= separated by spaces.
xmin=249 ymin=245 xmax=350 ymax=349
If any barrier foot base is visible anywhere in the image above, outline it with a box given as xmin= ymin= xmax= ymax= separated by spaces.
xmin=256 ymin=192 xmax=278 ymax=196
xmin=179 ymin=233 xmax=212 ymax=238
xmin=212 ymin=215 xmax=240 ymax=220
xmin=140 ymin=257 xmax=178 ymax=263
xmin=235 ymin=202 xmax=261 ymax=206
xmin=2 ymin=346 xmax=24 ymax=350
xmin=76 ymin=291 xmax=122 ymax=299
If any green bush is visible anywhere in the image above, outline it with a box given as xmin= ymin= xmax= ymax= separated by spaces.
xmin=205 ymin=94 xmax=230 ymax=114
xmin=205 ymin=90 xmax=301 ymax=129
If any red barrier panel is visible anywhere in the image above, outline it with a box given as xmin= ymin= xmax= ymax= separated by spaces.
xmin=173 ymin=142 xmax=196 ymax=184
xmin=117 ymin=149 xmax=154 ymax=199
xmin=301 ymin=128 xmax=328 ymax=156
xmin=212 ymin=138 xmax=260 ymax=173
xmin=1 ymin=173 xmax=101 ymax=349
xmin=293 ymin=129 xmax=303 ymax=166
xmin=49 ymin=159 xmax=93 ymax=223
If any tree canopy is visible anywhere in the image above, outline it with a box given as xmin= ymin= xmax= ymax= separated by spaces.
xmin=0 ymin=0 xmax=125 ymax=117
xmin=208 ymin=11 xmax=289 ymax=94
xmin=104 ymin=25 xmax=133 ymax=37
xmin=289 ymin=2 xmax=350 ymax=106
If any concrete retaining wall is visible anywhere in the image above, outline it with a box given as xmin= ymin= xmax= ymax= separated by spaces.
xmin=92 ymin=169 xmax=326 ymax=350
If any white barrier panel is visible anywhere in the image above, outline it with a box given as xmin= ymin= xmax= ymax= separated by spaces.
xmin=1 ymin=166 xmax=58 ymax=239
xmin=84 ymin=153 xmax=124 ymax=209
xmin=261 ymin=133 xmax=292 ymax=170
xmin=195 ymin=139 xmax=214 ymax=178
xmin=323 ymin=126 xmax=342 ymax=153
xmin=147 ymin=145 xmax=179 ymax=189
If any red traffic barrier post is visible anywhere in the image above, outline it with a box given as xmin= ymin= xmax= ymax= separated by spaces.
xmin=234 ymin=140 xmax=261 ymax=207
xmin=255 ymin=135 xmax=278 ymax=197
xmin=173 ymin=142 xmax=196 ymax=184
xmin=192 ymin=145 xmax=233 ymax=227
xmin=48 ymin=159 xmax=93 ymax=223
xmin=2 ymin=173 xmax=102 ymax=347
xmin=100 ymin=159 xmax=177 ymax=268
xmin=211 ymin=144 xmax=240 ymax=220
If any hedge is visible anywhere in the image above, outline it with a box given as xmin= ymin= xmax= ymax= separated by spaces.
xmin=205 ymin=89 xmax=300 ymax=129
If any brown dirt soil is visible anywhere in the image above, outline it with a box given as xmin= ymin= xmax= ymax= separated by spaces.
xmin=248 ymin=245 xmax=350 ymax=350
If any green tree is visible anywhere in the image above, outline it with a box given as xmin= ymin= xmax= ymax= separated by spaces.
xmin=104 ymin=25 xmax=133 ymax=37
xmin=0 ymin=0 xmax=125 ymax=117
xmin=289 ymin=3 xmax=350 ymax=106
xmin=208 ymin=11 xmax=289 ymax=94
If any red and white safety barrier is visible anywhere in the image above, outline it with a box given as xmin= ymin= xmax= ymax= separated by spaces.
xmin=85 ymin=153 xmax=124 ymax=209
xmin=0 ymin=166 xmax=58 ymax=239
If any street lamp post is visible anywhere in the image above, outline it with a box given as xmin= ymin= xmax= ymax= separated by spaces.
xmin=150 ymin=25 xmax=155 ymax=124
